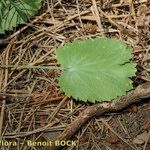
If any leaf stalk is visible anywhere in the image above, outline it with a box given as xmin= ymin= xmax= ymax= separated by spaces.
xmin=0 ymin=64 xmax=62 ymax=70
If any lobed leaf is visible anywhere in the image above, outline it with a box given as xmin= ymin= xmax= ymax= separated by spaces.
xmin=56 ymin=38 xmax=137 ymax=103
xmin=0 ymin=0 xmax=42 ymax=33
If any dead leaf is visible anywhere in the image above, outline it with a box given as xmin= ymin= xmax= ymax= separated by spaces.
xmin=143 ymin=122 xmax=150 ymax=131
xmin=133 ymin=131 xmax=149 ymax=145
xmin=43 ymin=131 xmax=61 ymax=141
xmin=129 ymin=104 xmax=138 ymax=113
xmin=106 ymin=135 xmax=119 ymax=144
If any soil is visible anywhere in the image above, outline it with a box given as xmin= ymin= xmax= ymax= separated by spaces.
xmin=0 ymin=0 xmax=150 ymax=150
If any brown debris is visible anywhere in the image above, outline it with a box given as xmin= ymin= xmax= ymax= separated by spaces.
xmin=0 ymin=0 xmax=150 ymax=150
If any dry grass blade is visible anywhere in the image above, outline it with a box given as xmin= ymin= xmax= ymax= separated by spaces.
xmin=4 ymin=125 xmax=66 ymax=139
xmin=91 ymin=0 xmax=103 ymax=33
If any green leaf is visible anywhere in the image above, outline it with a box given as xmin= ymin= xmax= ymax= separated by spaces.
xmin=56 ymin=38 xmax=137 ymax=103
xmin=0 ymin=0 xmax=42 ymax=33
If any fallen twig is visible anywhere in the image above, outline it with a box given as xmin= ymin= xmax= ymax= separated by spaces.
xmin=50 ymin=82 xmax=150 ymax=150
xmin=3 ymin=125 xmax=66 ymax=139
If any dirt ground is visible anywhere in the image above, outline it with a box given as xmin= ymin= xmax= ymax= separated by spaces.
xmin=0 ymin=0 xmax=150 ymax=150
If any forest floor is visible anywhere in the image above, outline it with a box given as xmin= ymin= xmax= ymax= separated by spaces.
xmin=0 ymin=0 xmax=150 ymax=150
